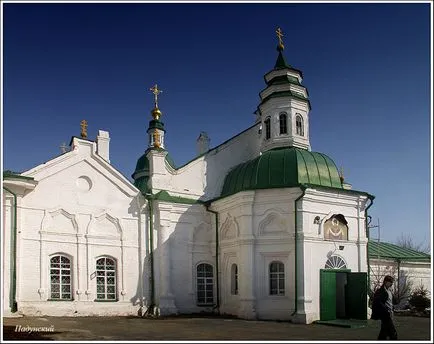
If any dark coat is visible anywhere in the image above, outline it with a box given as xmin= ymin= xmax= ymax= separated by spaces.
xmin=371 ymin=286 xmax=391 ymax=320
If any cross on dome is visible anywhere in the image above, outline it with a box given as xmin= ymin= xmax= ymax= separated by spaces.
xmin=150 ymin=84 xmax=163 ymax=108
xmin=276 ymin=27 xmax=284 ymax=50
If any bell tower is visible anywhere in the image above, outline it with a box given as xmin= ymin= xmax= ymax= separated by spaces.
xmin=257 ymin=27 xmax=311 ymax=153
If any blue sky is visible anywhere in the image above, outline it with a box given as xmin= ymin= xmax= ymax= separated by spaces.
xmin=2 ymin=2 xmax=432 ymax=248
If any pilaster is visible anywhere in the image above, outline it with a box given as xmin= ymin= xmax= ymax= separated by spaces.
xmin=156 ymin=203 xmax=178 ymax=315
xmin=237 ymin=193 xmax=256 ymax=319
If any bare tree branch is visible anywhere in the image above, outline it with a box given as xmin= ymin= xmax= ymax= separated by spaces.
xmin=396 ymin=233 xmax=430 ymax=254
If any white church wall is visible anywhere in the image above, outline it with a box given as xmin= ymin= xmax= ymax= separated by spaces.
xmin=297 ymin=189 xmax=369 ymax=323
xmin=369 ymin=259 xmax=431 ymax=296
xmin=219 ymin=249 xmax=240 ymax=316
xmin=218 ymin=206 xmax=243 ymax=316
xmin=154 ymin=202 xmax=215 ymax=314
xmin=254 ymin=247 xmax=295 ymax=320
xmin=400 ymin=262 xmax=431 ymax=294
xmin=13 ymin=138 xmax=143 ymax=316
xmin=211 ymin=189 xmax=300 ymax=320
xmin=153 ymin=124 xmax=260 ymax=200
xmin=252 ymin=189 xmax=299 ymax=320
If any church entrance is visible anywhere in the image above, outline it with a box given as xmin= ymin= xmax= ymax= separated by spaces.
xmin=319 ymin=269 xmax=367 ymax=321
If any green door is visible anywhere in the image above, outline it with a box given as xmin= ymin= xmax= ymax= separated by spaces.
xmin=320 ymin=269 xmax=337 ymax=321
xmin=345 ymin=272 xmax=368 ymax=320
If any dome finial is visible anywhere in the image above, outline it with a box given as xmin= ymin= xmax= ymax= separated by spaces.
xmin=276 ymin=27 xmax=284 ymax=51
xmin=149 ymin=84 xmax=163 ymax=120
xmin=274 ymin=27 xmax=290 ymax=69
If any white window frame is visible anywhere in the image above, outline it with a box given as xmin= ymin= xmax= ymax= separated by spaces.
xmin=231 ymin=264 xmax=238 ymax=295
xmin=279 ymin=113 xmax=288 ymax=135
xmin=49 ymin=254 xmax=72 ymax=300
xmin=295 ymin=114 xmax=304 ymax=136
xmin=196 ymin=263 xmax=214 ymax=306
xmin=264 ymin=117 xmax=271 ymax=140
xmin=96 ymin=256 xmax=117 ymax=301
xmin=269 ymin=261 xmax=285 ymax=296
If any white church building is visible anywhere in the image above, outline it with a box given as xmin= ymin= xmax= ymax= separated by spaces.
xmin=3 ymin=30 xmax=377 ymax=324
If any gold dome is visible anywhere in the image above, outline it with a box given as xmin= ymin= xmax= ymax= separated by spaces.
xmin=151 ymin=107 xmax=162 ymax=120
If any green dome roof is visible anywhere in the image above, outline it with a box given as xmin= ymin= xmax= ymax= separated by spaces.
xmin=132 ymin=154 xmax=150 ymax=194
xmin=221 ymin=147 xmax=343 ymax=197
xmin=133 ymin=154 xmax=149 ymax=177
xmin=132 ymin=152 xmax=177 ymax=194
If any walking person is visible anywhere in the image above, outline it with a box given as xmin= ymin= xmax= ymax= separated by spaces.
xmin=371 ymin=275 xmax=398 ymax=340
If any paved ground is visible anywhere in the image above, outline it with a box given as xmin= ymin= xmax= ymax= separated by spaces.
xmin=2 ymin=314 xmax=431 ymax=341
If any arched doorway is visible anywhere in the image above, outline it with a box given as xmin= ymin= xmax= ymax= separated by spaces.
xmin=320 ymin=256 xmax=367 ymax=322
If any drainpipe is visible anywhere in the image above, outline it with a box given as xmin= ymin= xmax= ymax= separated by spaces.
xmin=3 ymin=186 xmax=18 ymax=313
xmin=144 ymin=192 xmax=155 ymax=316
xmin=205 ymin=204 xmax=220 ymax=314
xmin=365 ymin=195 xmax=375 ymax=296
xmin=291 ymin=185 xmax=307 ymax=317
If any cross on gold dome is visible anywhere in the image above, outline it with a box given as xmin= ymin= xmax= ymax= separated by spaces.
xmin=80 ymin=120 xmax=88 ymax=138
xmin=276 ymin=27 xmax=284 ymax=50
xmin=150 ymin=84 xmax=163 ymax=108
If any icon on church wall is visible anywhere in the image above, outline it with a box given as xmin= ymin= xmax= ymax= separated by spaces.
xmin=324 ymin=214 xmax=348 ymax=241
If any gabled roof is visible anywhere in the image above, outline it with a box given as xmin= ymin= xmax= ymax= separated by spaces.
xmin=368 ymin=240 xmax=430 ymax=261
xmin=21 ymin=137 xmax=139 ymax=197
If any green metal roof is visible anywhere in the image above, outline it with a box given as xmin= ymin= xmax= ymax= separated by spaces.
xmin=165 ymin=154 xmax=176 ymax=169
xmin=268 ymin=75 xmax=301 ymax=86
xmin=3 ymin=171 xmax=34 ymax=181
xmin=260 ymin=90 xmax=311 ymax=110
xmin=368 ymin=241 xmax=431 ymax=261
xmin=133 ymin=176 xmax=149 ymax=194
xmin=274 ymin=48 xmax=291 ymax=69
xmin=132 ymin=154 xmax=149 ymax=178
xmin=221 ymin=147 xmax=343 ymax=197
xmin=132 ymin=152 xmax=176 ymax=193
xmin=271 ymin=47 xmax=304 ymax=78
xmin=153 ymin=190 xmax=202 ymax=205
xmin=148 ymin=119 xmax=166 ymax=132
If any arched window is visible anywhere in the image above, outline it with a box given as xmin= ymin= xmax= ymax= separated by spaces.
xmin=231 ymin=264 xmax=238 ymax=295
xmin=197 ymin=263 xmax=214 ymax=305
xmin=325 ymin=255 xmax=347 ymax=269
xmin=96 ymin=257 xmax=117 ymax=301
xmin=279 ymin=113 xmax=288 ymax=135
xmin=50 ymin=254 xmax=72 ymax=300
xmin=296 ymin=115 xmax=304 ymax=136
xmin=264 ymin=117 xmax=271 ymax=140
xmin=269 ymin=261 xmax=285 ymax=295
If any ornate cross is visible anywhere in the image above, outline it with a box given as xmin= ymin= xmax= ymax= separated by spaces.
xmin=276 ymin=27 xmax=284 ymax=49
xmin=80 ymin=120 xmax=88 ymax=138
xmin=150 ymin=84 xmax=163 ymax=108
